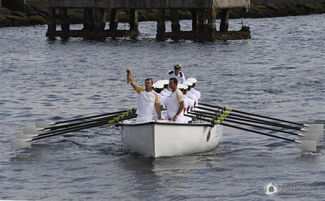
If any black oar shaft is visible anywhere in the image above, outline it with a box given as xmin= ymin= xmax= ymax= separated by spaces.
xmin=32 ymin=113 xmax=137 ymax=141
xmin=44 ymin=114 xmax=121 ymax=130
xmin=187 ymin=113 xmax=297 ymax=143
xmin=195 ymin=106 xmax=302 ymax=130
xmin=191 ymin=111 xmax=301 ymax=136
xmin=199 ymin=103 xmax=305 ymax=126
xmin=220 ymin=122 xmax=296 ymax=143
xmin=53 ymin=110 xmax=127 ymax=125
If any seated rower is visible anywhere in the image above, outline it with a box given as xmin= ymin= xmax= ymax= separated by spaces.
xmin=153 ymin=80 xmax=167 ymax=120
xmin=178 ymin=84 xmax=193 ymax=123
xmin=184 ymin=80 xmax=199 ymax=106
xmin=187 ymin=78 xmax=201 ymax=100
xmin=127 ymin=69 xmax=162 ymax=122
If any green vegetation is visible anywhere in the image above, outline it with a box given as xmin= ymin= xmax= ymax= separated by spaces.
xmin=28 ymin=15 xmax=47 ymax=25
xmin=0 ymin=15 xmax=12 ymax=27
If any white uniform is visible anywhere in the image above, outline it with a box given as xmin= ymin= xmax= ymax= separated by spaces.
xmin=186 ymin=90 xmax=198 ymax=106
xmin=165 ymin=89 xmax=184 ymax=122
xmin=161 ymin=88 xmax=171 ymax=97
xmin=134 ymin=86 xmax=159 ymax=122
xmin=167 ymin=71 xmax=186 ymax=84
xmin=184 ymin=95 xmax=195 ymax=111
xmin=190 ymin=88 xmax=201 ymax=100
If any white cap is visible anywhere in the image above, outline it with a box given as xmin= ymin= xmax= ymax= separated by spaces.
xmin=153 ymin=81 xmax=164 ymax=89
xmin=161 ymin=80 xmax=169 ymax=85
xmin=183 ymin=81 xmax=193 ymax=86
xmin=177 ymin=84 xmax=187 ymax=89
xmin=187 ymin=78 xmax=197 ymax=83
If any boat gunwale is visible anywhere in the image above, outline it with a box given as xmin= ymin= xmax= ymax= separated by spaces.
xmin=118 ymin=120 xmax=214 ymax=127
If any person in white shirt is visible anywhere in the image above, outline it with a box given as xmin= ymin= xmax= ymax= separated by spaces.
xmin=167 ymin=64 xmax=186 ymax=84
xmin=184 ymin=80 xmax=198 ymax=106
xmin=165 ymin=78 xmax=184 ymax=122
xmin=127 ymin=69 xmax=162 ymax=122
xmin=160 ymin=80 xmax=171 ymax=97
xmin=178 ymin=84 xmax=194 ymax=112
xmin=187 ymin=78 xmax=201 ymax=100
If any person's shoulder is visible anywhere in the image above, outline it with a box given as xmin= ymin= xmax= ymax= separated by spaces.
xmin=179 ymin=72 xmax=184 ymax=77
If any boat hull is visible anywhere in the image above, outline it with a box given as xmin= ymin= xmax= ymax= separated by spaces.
xmin=121 ymin=120 xmax=223 ymax=157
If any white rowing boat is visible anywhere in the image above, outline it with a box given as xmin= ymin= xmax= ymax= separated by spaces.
xmin=120 ymin=120 xmax=223 ymax=158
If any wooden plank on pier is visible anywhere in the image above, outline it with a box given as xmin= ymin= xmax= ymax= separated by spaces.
xmin=48 ymin=0 xmax=250 ymax=9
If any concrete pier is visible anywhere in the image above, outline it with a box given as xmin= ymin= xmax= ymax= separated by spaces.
xmin=47 ymin=0 xmax=251 ymax=41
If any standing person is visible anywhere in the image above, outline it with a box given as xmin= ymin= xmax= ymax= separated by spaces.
xmin=165 ymin=78 xmax=185 ymax=122
xmin=127 ymin=69 xmax=162 ymax=122
xmin=167 ymin=64 xmax=186 ymax=84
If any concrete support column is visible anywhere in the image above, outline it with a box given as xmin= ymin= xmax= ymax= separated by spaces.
xmin=191 ymin=9 xmax=198 ymax=32
xmin=156 ymin=9 xmax=166 ymax=40
xmin=93 ymin=8 xmax=106 ymax=31
xmin=220 ymin=9 xmax=230 ymax=32
xmin=46 ymin=8 xmax=56 ymax=39
xmin=59 ymin=8 xmax=70 ymax=32
xmin=171 ymin=9 xmax=180 ymax=33
xmin=207 ymin=8 xmax=216 ymax=40
xmin=83 ymin=8 xmax=94 ymax=31
xmin=109 ymin=9 xmax=118 ymax=31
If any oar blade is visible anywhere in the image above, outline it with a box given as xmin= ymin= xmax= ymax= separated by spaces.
xmin=303 ymin=124 xmax=323 ymax=145
xmin=23 ymin=127 xmax=44 ymax=135
xmin=296 ymin=140 xmax=317 ymax=153
xmin=35 ymin=121 xmax=54 ymax=128
xmin=11 ymin=138 xmax=32 ymax=150
xmin=17 ymin=133 xmax=39 ymax=139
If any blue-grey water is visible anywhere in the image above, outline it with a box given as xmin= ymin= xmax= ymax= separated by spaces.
xmin=1 ymin=14 xmax=324 ymax=200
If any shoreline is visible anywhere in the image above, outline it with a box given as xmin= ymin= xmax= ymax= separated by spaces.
xmin=1 ymin=3 xmax=325 ymax=28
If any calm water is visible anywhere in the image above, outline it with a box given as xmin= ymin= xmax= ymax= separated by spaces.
xmin=0 ymin=14 xmax=324 ymax=200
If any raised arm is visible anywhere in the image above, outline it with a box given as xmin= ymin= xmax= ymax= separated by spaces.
xmin=127 ymin=69 xmax=138 ymax=90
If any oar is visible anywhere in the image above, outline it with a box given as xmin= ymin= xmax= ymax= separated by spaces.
xmin=28 ymin=112 xmax=128 ymax=133
xmin=195 ymin=108 xmax=320 ymax=141
xmin=195 ymin=106 xmax=305 ymax=131
xmin=196 ymin=104 xmax=323 ymax=142
xmin=11 ymin=109 xmax=137 ymax=150
xmin=35 ymin=110 xmax=129 ymax=128
xmin=189 ymin=111 xmax=304 ymax=137
xmin=185 ymin=114 xmax=317 ymax=152
xmin=199 ymin=103 xmax=309 ymax=127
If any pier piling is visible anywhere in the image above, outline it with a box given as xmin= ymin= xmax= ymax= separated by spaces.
xmin=47 ymin=0 xmax=251 ymax=41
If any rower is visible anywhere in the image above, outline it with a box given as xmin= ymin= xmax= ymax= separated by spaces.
xmin=160 ymin=79 xmax=171 ymax=97
xmin=184 ymin=80 xmax=199 ymax=106
xmin=127 ymin=69 xmax=162 ymax=122
xmin=165 ymin=78 xmax=185 ymax=122
xmin=187 ymin=78 xmax=201 ymax=100
xmin=178 ymin=84 xmax=194 ymax=123
xmin=178 ymin=84 xmax=194 ymax=113
xmin=153 ymin=80 xmax=167 ymax=120
xmin=167 ymin=64 xmax=186 ymax=84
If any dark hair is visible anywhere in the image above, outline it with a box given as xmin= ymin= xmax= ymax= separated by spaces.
xmin=169 ymin=77 xmax=178 ymax=85
xmin=145 ymin=78 xmax=153 ymax=84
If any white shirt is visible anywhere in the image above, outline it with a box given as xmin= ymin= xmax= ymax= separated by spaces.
xmin=167 ymin=71 xmax=186 ymax=84
xmin=135 ymin=86 xmax=159 ymax=122
xmin=186 ymin=91 xmax=198 ymax=106
xmin=161 ymin=88 xmax=171 ymax=97
xmin=165 ymin=89 xmax=184 ymax=121
xmin=184 ymin=95 xmax=195 ymax=111
xmin=190 ymin=88 xmax=201 ymax=100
